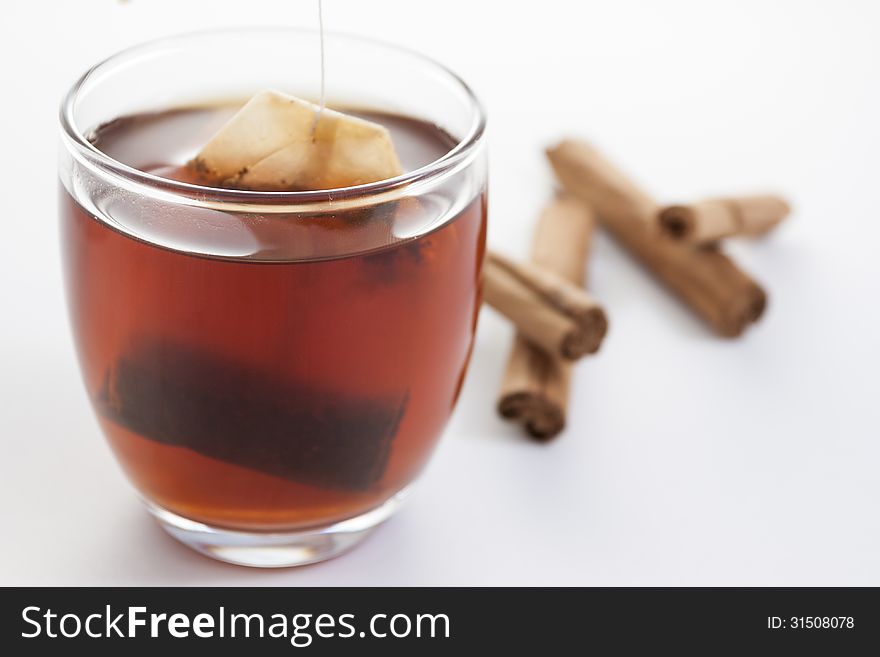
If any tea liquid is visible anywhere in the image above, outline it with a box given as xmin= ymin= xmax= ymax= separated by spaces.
xmin=62 ymin=104 xmax=486 ymax=530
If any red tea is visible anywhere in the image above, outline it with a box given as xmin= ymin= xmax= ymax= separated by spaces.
xmin=62 ymin=105 xmax=486 ymax=531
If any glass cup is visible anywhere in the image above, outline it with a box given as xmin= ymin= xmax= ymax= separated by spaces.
xmin=59 ymin=28 xmax=487 ymax=567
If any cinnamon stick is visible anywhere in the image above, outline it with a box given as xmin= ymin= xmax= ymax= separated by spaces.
xmin=547 ymin=140 xmax=766 ymax=337
xmin=497 ymin=195 xmax=598 ymax=440
xmin=659 ymin=195 xmax=790 ymax=244
xmin=483 ymin=251 xmax=607 ymax=360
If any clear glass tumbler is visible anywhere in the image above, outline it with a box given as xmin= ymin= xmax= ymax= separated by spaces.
xmin=58 ymin=28 xmax=487 ymax=567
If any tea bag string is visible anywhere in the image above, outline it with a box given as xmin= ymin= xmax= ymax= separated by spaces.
xmin=311 ymin=0 xmax=326 ymax=140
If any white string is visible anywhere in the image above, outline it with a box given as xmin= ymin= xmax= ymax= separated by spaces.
xmin=312 ymin=0 xmax=326 ymax=139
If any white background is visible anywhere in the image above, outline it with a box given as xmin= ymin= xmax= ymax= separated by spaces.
xmin=1 ymin=0 xmax=878 ymax=585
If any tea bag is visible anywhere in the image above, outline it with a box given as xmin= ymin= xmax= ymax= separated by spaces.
xmin=192 ymin=90 xmax=403 ymax=191
xmin=98 ymin=339 xmax=408 ymax=491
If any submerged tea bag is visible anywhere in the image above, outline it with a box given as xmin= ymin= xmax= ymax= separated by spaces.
xmin=192 ymin=90 xmax=403 ymax=191
xmin=99 ymin=340 xmax=407 ymax=491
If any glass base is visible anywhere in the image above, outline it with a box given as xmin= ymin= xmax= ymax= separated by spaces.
xmin=146 ymin=488 xmax=409 ymax=568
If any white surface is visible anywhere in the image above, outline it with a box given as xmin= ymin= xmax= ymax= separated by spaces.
xmin=1 ymin=0 xmax=879 ymax=585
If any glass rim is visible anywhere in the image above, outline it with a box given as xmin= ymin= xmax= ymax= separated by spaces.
xmin=59 ymin=26 xmax=487 ymax=206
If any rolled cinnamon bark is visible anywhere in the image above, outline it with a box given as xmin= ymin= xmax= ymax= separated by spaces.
xmin=497 ymin=196 xmax=598 ymax=440
xmin=483 ymin=251 xmax=607 ymax=360
xmin=659 ymin=195 xmax=790 ymax=244
xmin=546 ymin=140 xmax=766 ymax=337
